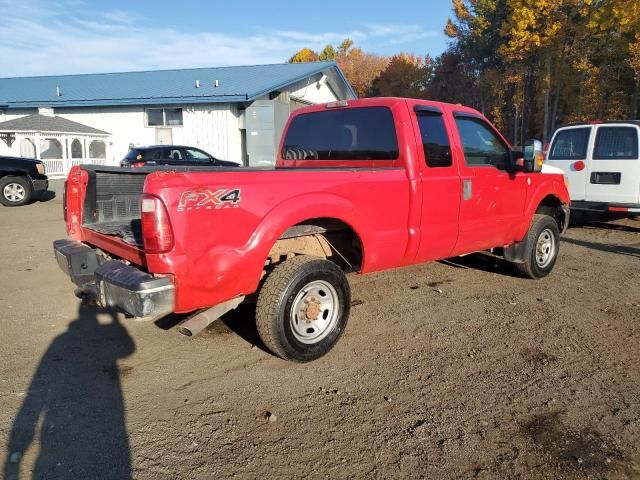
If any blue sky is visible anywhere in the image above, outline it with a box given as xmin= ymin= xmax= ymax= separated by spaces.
xmin=0 ymin=0 xmax=453 ymax=77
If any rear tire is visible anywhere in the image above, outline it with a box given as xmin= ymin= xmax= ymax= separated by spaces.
xmin=256 ymin=255 xmax=351 ymax=362
xmin=0 ymin=176 xmax=32 ymax=207
xmin=514 ymin=214 xmax=560 ymax=279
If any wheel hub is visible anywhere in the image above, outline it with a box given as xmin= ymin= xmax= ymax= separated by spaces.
xmin=290 ymin=280 xmax=340 ymax=344
xmin=3 ymin=183 xmax=26 ymax=202
xmin=303 ymin=298 xmax=322 ymax=321
xmin=535 ymin=228 xmax=555 ymax=268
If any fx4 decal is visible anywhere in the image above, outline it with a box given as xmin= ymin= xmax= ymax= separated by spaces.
xmin=177 ymin=188 xmax=241 ymax=212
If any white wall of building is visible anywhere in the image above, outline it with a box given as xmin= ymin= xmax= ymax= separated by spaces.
xmin=0 ymin=71 xmax=342 ymax=167
xmin=53 ymin=104 xmax=243 ymax=164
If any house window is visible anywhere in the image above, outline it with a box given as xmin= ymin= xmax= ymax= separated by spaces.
xmin=146 ymin=108 xmax=183 ymax=127
xmin=71 ymin=139 xmax=83 ymax=158
xmin=40 ymin=138 xmax=63 ymax=159
xmin=89 ymin=140 xmax=106 ymax=159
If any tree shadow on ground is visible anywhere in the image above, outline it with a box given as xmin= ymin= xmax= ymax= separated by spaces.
xmin=3 ymin=303 xmax=135 ymax=480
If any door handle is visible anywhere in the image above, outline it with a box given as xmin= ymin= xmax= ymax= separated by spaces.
xmin=463 ymin=179 xmax=472 ymax=200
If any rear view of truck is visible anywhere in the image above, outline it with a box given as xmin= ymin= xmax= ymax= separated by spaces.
xmin=55 ymin=166 xmax=175 ymax=318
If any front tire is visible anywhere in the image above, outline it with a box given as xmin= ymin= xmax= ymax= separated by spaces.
xmin=0 ymin=176 xmax=32 ymax=207
xmin=514 ymin=214 xmax=560 ymax=279
xmin=256 ymin=255 xmax=351 ymax=362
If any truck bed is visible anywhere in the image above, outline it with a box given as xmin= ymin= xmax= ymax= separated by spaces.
xmin=80 ymin=166 xmax=276 ymax=248
xmin=81 ymin=169 xmax=147 ymax=247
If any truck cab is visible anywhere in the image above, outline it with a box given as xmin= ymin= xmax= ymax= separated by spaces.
xmin=545 ymin=121 xmax=640 ymax=215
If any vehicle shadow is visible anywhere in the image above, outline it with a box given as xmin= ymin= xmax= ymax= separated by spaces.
xmin=440 ymin=252 xmax=517 ymax=277
xmin=3 ymin=303 xmax=135 ymax=480
xmin=154 ymin=303 xmax=269 ymax=353
xmin=576 ymin=221 xmax=640 ymax=234
xmin=36 ymin=191 xmax=56 ymax=203
xmin=561 ymin=237 xmax=640 ymax=258
xmin=219 ymin=303 xmax=268 ymax=352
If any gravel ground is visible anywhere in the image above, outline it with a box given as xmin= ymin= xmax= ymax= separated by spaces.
xmin=1 ymin=191 xmax=639 ymax=479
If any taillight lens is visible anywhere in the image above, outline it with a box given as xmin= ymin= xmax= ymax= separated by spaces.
xmin=132 ymin=161 xmax=146 ymax=168
xmin=141 ymin=194 xmax=174 ymax=253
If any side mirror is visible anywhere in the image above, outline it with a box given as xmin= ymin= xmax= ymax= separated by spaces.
xmin=523 ymin=139 xmax=544 ymax=172
xmin=510 ymin=150 xmax=525 ymax=172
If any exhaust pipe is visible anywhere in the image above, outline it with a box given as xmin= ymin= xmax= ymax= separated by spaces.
xmin=178 ymin=296 xmax=245 ymax=337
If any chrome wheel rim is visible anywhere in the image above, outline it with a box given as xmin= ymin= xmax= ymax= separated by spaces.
xmin=535 ymin=228 xmax=556 ymax=268
xmin=3 ymin=183 xmax=26 ymax=202
xmin=290 ymin=280 xmax=339 ymax=344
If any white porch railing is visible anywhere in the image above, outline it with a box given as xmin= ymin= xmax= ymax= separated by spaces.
xmin=43 ymin=158 xmax=118 ymax=179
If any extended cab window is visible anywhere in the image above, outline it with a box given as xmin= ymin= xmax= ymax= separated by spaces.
xmin=282 ymin=107 xmax=399 ymax=161
xmin=593 ymin=127 xmax=638 ymax=160
xmin=549 ymin=128 xmax=590 ymax=160
xmin=455 ymin=116 xmax=508 ymax=170
xmin=416 ymin=111 xmax=452 ymax=167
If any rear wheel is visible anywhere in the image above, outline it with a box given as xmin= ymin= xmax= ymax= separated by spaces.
xmin=514 ymin=214 xmax=560 ymax=279
xmin=0 ymin=176 xmax=32 ymax=207
xmin=256 ymin=255 xmax=350 ymax=362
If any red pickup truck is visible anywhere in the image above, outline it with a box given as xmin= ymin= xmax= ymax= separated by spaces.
xmin=54 ymin=98 xmax=570 ymax=362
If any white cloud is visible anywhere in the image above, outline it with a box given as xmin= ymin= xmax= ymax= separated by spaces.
xmin=0 ymin=0 xmax=438 ymax=77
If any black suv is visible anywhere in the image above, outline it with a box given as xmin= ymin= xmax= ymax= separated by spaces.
xmin=0 ymin=156 xmax=49 ymax=206
xmin=121 ymin=146 xmax=240 ymax=168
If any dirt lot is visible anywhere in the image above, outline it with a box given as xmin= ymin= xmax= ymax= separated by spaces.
xmin=1 ymin=190 xmax=639 ymax=479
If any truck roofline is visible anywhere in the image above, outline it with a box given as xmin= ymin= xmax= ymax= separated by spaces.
xmin=292 ymin=97 xmax=484 ymax=118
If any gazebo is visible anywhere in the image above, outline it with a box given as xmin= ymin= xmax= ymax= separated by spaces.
xmin=0 ymin=113 xmax=111 ymax=178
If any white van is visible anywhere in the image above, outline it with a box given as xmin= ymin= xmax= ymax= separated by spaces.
xmin=545 ymin=122 xmax=640 ymax=215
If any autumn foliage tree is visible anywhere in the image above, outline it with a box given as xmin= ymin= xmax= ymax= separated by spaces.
xmin=443 ymin=0 xmax=640 ymax=142
xmin=289 ymin=39 xmax=388 ymax=97
xmin=288 ymin=3 xmax=639 ymax=142
xmin=369 ymin=54 xmax=433 ymax=98
xmin=289 ymin=48 xmax=319 ymax=63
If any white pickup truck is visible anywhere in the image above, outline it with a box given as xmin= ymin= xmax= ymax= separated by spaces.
xmin=545 ymin=121 xmax=640 ymax=216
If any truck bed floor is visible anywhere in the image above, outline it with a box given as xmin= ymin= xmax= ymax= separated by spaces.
xmin=85 ymin=220 xmax=142 ymax=247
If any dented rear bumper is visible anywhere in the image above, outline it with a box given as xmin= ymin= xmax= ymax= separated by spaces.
xmin=53 ymin=239 xmax=174 ymax=318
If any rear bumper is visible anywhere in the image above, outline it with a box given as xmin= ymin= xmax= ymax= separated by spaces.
xmin=53 ymin=239 xmax=174 ymax=317
xmin=571 ymin=201 xmax=640 ymax=215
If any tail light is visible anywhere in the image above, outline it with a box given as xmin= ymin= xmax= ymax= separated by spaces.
xmin=141 ymin=194 xmax=174 ymax=254
xmin=132 ymin=161 xmax=146 ymax=168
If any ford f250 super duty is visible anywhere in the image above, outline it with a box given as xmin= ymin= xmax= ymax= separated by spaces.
xmin=53 ymin=98 xmax=570 ymax=362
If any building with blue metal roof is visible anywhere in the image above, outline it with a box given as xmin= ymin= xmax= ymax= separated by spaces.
xmin=0 ymin=62 xmax=355 ymax=176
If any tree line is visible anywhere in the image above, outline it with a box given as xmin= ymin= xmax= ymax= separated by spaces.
xmin=290 ymin=0 xmax=640 ymax=144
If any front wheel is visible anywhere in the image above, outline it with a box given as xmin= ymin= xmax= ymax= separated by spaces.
xmin=514 ymin=214 xmax=560 ymax=279
xmin=0 ymin=176 xmax=32 ymax=207
xmin=256 ymin=255 xmax=351 ymax=362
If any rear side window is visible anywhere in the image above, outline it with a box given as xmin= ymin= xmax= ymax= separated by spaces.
xmin=282 ymin=107 xmax=399 ymax=161
xmin=593 ymin=127 xmax=638 ymax=160
xmin=416 ymin=112 xmax=452 ymax=167
xmin=549 ymin=128 xmax=590 ymax=160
